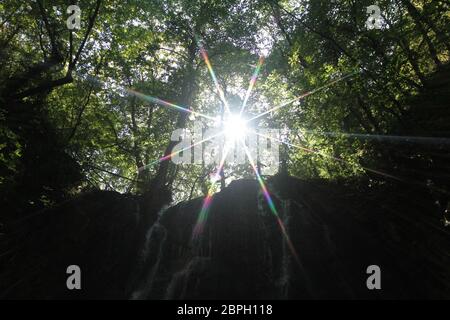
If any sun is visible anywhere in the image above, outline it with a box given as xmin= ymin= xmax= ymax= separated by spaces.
xmin=129 ymin=37 xmax=356 ymax=261
xmin=223 ymin=114 xmax=248 ymax=142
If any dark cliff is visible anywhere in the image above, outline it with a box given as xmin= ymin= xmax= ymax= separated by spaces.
xmin=2 ymin=176 xmax=449 ymax=299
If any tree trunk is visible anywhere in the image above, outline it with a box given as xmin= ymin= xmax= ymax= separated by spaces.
xmin=151 ymin=39 xmax=197 ymax=191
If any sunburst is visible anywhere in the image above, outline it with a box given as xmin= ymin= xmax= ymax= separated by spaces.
xmin=127 ymin=38 xmax=359 ymax=265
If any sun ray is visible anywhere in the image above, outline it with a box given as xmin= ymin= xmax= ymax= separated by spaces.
xmin=137 ymin=130 xmax=225 ymax=173
xmin=253 ymin=130 xmax=406 ymax=182
xmin=300 ymin=129 xmax=450 ymax=145
xmin=240 ymin=56 xmax=265 ymax=116
xmin=254 ymin=130 xmax=450 ymax=195
xmin=247 ymin=71 xmax=358 ymax=123
xmin=195 ymin=35 xmax=231 ymax=114
xmin=240 ymin=140 xmax=302 ymax=267
xmin=75 ymin=72 xmax=216 ymax=121
xmin=192 ymin=146 xmax=230 ymax=240
xmin=265 ymin=132 xmax=450 ymax=194
xmin=127 ymin=89 xmax=216 ymax=121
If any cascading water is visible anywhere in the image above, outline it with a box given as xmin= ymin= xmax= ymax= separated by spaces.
xmin=130 ymin=179 xmax=290 ymax=299
xmin=127 ymin=177 xmax=448 ymax=299
xmin=131 ymin=220 xmax=167 ymax=299
xmin=2 ymin=175 xmax=448 ymax=299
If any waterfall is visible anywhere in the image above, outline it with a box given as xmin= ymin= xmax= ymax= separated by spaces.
xmin=130 ymin=219 xmax=167 ymax=299
xmin=279 ymin=199 xmax=291 ymax=299
xmin=256 ymin=185 xmax=291 ymax=299
xmin=164 ymin=257 xmax=212 ymax=299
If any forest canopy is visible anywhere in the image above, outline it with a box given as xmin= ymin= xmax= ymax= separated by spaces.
xmin=1 ymin=0 xmax=449 ymax=215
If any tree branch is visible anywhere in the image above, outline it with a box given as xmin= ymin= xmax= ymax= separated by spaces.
xmin=36 ymin=0 xmax=62 ymax=61
xmin=69 ymin=0 xmax=102 ymax=71
xmin=84 ymin=164 xmax=137 ymax=182
xmin=13 ymin=74 xmax=73 ymax=99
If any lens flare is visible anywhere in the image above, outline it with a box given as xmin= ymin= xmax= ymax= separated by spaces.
xmin=247 ymin=71 xmax=357 ymax=123
xmin=300 ymin=129 xmax=450 ymax=145
xmin=253 ymin=130 xmax=404 ymax=182
xmin=127 ymin=89 xmax=216 ymax=121
xmin=240 ymin=56 xmax=265 ymax=115
xmin=191 ymin=189 xmax=214 ymax=241
xmin=192 ymin=147 xmax=230 ymax=240
xmin=75 ymin=72 xmax=215 ymax=121
xmin=241 ymin=140 xmax=302 ymax=267
xmin=138 ymin=131 xmax=225 ymax=172
xmin=223 ymin=114 xmax=248 ymax=142
xmin=196 ymin=35 xmax=231 ymax=114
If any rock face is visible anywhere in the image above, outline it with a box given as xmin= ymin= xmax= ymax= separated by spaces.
xmin=2 ymin=176 xmax=450 ymax=299
xmin=132 ymin=176 xmax=450 ymax=299
xmin=132 ymin=179 xmax=276 ymax=300
xmin=1 ymin=191 xmax=143 ymax=299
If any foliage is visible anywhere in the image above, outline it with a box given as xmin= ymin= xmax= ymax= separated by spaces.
xmin=0 ymin=0 xmax=449 ymax=213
